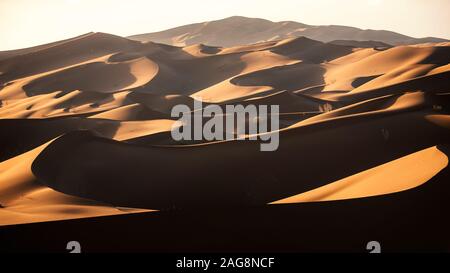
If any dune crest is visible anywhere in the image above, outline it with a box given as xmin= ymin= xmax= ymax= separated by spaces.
xmin=270 ymin=146 xmax=448 ymax=204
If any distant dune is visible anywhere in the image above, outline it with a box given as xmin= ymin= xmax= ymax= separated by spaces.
xmin=328 ymin=40 xmax=392 ymax=48
xmin=128 ymin=16 xmax=448 ymax=47
xmin=0 ymin=23 xmax=449 ymax=234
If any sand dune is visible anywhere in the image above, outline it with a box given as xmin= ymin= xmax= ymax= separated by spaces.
xmin=0 ymin=141 xmax=149 ymax=226
xmin=270 ymin=146 xmax=448 ymax=204
xmin=0 ymin=29 xmax=449 ymax=227
xmin=0 ymin=33 xmax=140 ymax=83
xmin=128 ymin=16 xmax=448 ymax=47
xmin=24 ymin=57 xmax=158 ymax=95
xmin=89 ymin=103 xmax=166 ymax=121
xmin=323 ymin=45 xmax=450 ymax=94
xmin=328 ymin=40 xmax=392 ymax=48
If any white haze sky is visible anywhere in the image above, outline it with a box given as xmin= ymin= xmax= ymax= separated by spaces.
xmin=0 ymin=0 xmax=449 ymax=50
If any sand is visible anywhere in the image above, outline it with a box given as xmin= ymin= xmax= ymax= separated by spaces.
xmin=270 ymin=146 xmax=448 ymax=204
xmin=0 ymin=140 xmax=149 ymax=226
xmin=0 ymin=29 xmax=449 ymax=226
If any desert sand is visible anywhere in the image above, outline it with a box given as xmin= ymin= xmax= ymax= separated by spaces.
xmin=0 ymin=28 xmax=449 ymax=229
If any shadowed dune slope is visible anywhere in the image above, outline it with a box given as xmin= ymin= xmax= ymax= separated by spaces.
xmin=0 ymin=141 xmax=149 ymax=226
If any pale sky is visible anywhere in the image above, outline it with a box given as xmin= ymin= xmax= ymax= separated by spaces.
xmin=0 ymin=0 xmax=449 ymax=50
